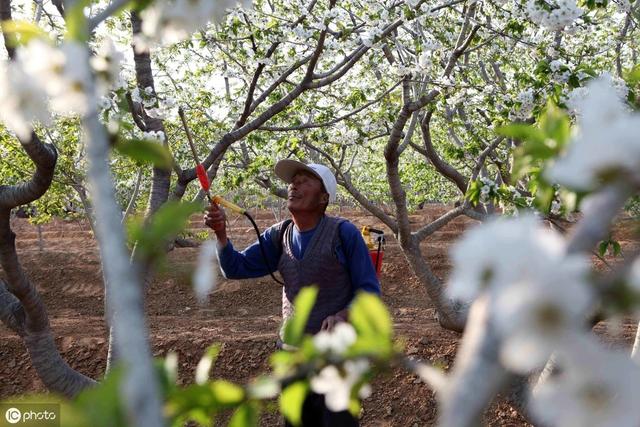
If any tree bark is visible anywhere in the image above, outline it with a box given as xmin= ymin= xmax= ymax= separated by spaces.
xmin=81 ymin=46 xmax=164 ymax=427
xmin=131 ymin=12 xmax=171 ymax=217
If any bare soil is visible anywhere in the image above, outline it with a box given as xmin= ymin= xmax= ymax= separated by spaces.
xmin=0 ymin=205 xmax=637 ymax=426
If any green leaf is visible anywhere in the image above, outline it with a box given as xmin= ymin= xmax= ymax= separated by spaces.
xmin=73 ymin=366 xmax=128 ymax=427
xmin=0 ymin=20 xmax=50 ymax=46
xmin=464 ymin=180 xmax=481 ymax=206
xmin=131 ymin=0 xmax=155 ymax=12
xmin=625 ymin=64 xmax=640 ymax=86
xmin=349 ymin=292 xmax=392 ymax=343
xmin=229 ymin=403 xmax=259 ymax=427
xmin=348 ymin=397 xmax=361 ymax=417
xmin=612 ymin=241 xmax=622 ymax=256
xmin=539 ymin=102 xmax=570 ymax=149
xmin=65 ymin=0 xmax=91 ymax=42
xmin=166 ymin=385 xmax=215 ymax=422
xmin=210 ymin=380 xmax=244 ymax=405
xmin=496 ymin=124 xmax=546 ymax=145
xmin=128 ymin=200 xmax=202 ymax=260
xmin=166 ymin=380 xmax=243 ymax=424
xmin=269 ymin=350 xmax=295 ymax=375
xmin=279 ymin=381 xmax=309 ymax=427
xmin=116 ymin=138 xmax=173 ymax=170
xmin=533 ymin=183 xmax=555 ymax=213
xmin=598 ymin=240 xmax=609 ymax=257
xmin=282 ymin=286 xmax=318 ymax=347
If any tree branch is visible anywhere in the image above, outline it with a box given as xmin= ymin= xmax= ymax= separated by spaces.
xmin=0 ymin=0 xmax=17 ymax=59
xmin=87 ymin=0 xmax=129 ymax=31
xmin=419 ymin=110 xmax=468 ymax=193
xmin=413 ymin=203 xmax=466 ymax=242
xmin=259 ymin=80 xmax=401 ymax=131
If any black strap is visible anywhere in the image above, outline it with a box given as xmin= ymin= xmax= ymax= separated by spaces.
xmin=275 ymin=218 xmax=293 ymax=257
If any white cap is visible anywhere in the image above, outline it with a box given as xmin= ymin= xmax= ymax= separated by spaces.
xmin=274 ymin=159 xmax=337 ymax=203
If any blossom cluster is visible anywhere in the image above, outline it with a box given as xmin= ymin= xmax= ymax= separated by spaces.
xmin=0 ymin=37 xmax=122 ymax=140
xmin=309 ymin=323 xmax=372 ymax=412
xmin=448 ymin=214 xmax=640 ymax=425
xmin=547 ymin=75 xmax=640 ymax=190
xmin=525 ymin=0 xmax=583 ymax=30
xmin=448 ymin=76 xmax=640 ymax=425
xmin=141 ymin=0 xmax=252 ymax=47
xmin=478 ymin=176 xmax=499 ymax=204
xmin=142 ymin=130 xmax=167 ymax=143
xmin=131 ymin=86 xmax=177 ymax=120
xmin=509 ymin=88 xmax=535 ymax=120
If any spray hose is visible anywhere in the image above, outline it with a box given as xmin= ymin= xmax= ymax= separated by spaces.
xmin=181 ymin=108 xmax=284 ymax=286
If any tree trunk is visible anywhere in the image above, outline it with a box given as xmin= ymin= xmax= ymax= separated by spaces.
xmin=82 ymin=51 xmax=164 ymax=427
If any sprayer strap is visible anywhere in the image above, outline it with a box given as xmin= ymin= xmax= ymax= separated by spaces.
xmin=276 ymin=219 xmax=293 ymax=257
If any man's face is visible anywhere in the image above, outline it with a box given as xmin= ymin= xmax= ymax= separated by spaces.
xmin=287 ymin=170 xmax=329 ymax=214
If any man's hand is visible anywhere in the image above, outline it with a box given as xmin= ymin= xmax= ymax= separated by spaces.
xmin=204 ymin=203 xmax=228 ymax=246
xmin=321 ymin=309 xmax=349 ymax=331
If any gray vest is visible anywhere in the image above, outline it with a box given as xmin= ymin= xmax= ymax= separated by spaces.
xmin=277 ymin=216 xmax=353 ymax=335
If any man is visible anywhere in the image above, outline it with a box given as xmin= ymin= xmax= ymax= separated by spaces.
xmin=204 ymin=160 xmax=381 ymax=426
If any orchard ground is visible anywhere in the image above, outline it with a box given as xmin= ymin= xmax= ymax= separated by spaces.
xmin=0 ymin=204 xmax=637 ymax=426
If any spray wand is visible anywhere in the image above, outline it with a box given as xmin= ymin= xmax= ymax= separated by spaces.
xmin=179 ymin=108 xmax=284 ymax=285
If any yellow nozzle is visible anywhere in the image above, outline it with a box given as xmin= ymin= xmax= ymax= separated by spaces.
xmin=212 ymin=195 xmax=246 ymax=215
xmin=361 ymin=226 xmax=374 ymax=249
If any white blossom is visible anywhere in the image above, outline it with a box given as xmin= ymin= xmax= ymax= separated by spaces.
xmin=143 ymin=130 xmax=166 ymax=142
xmin=360 ymin=30 xmax=376 ymax=47
xmin=526 ymin=0 xmax=583 ymax=30
xmin=547 ymin=75 xmax=640 ymax=190
xmin=164 ymin=97 xmax=177 ymax=108
xmin=530 ymin=336 xmax=640 ymax=427
xmin=447 ymin=215 xmax=586 ymax=303
xmin=494 ymin=265 xmax=592 ymax=372
xmin=395 ymin=64 xmax=412 ymax=77
xmin=417 ymin=52 xmax=432 ymax=70
xmin=549 ymin=59 xmax=565 ymax=73
xmin=313 ymin=323 xmax=357 ymax=355
xmin=90 ymin=37 xmax=124 ymax=93
xmin=617 ymin=0 xmax=632 ymax=11
xmin=510 ymin=88 xmax=535 ymax=120
xmin=98 ymin=96 xmax=113 ymax=110
xmin=142 ymin=0 xmax=252 ymax=46
xmin=193 ymin=240 xmax=218 ymax=305
xmin=145 ymin=107 xmax=167 ymax=119
xmin=20 ymin=39 xmax=92 ymax=115
xmin=0 ymin=61 xmax=50 ymax=140
xmin=248 ymin=377 xmax=280 ymax=399
xmin=114 ymin=75 xmax=128 ymax=91
xmin=131 ymin=87 xmax=143 ymax=103
xmin=310 ymin=359 xmax=370 ymax=412
xmin=293 ymin=25 xmax=314 ymax=40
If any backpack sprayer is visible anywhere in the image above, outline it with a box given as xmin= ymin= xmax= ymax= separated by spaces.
xmin=361 ymin=226 xmax=385 ymax=277
xmin=179 ymin=108 xmax=284 ymax=285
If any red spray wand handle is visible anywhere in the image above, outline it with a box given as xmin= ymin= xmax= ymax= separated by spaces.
xmin=180 ymin=107 xmax=245 ymax=214
xmin=196 ymin=163 xmax=210 ymax=192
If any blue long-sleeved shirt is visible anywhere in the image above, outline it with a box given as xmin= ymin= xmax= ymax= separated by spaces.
xmin=216 ymin=218 xmax=381 ymax=296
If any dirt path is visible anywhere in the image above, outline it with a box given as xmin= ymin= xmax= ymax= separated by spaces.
xmin=1 ymin=205 xmax=637 ymax=426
